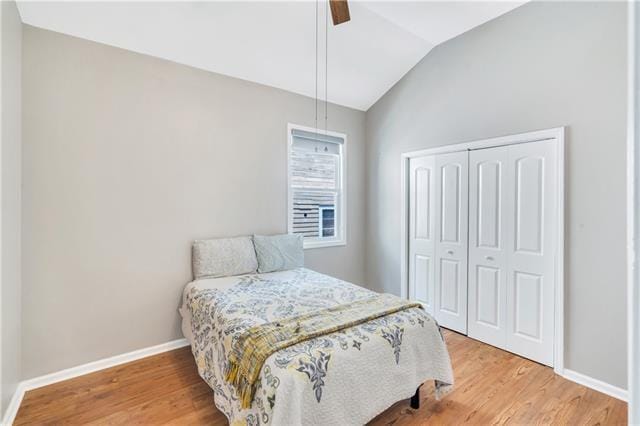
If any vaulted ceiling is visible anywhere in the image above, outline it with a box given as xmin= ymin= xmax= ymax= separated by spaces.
xmin=16 ymin=1 xmax=526 ymax=111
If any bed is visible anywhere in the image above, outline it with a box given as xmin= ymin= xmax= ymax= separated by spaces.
xmin=180 ymin=249 xmax=454 ymax=426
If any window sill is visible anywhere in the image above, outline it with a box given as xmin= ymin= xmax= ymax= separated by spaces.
xmin=303 ymin=239 xmax=346 ymax=250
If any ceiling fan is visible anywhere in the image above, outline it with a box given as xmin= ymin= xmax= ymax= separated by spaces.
xmin=329 ymin=0 xmax=350 ymax=25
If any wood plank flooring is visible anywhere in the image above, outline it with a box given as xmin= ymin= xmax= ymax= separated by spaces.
xmin=14 ymin=330 xmax=627 ymax=425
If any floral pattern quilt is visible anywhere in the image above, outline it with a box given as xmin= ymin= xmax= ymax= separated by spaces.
xmin=183 ymin=268 xmax=453 ymax=426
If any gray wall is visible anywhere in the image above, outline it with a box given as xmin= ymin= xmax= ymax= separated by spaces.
xmin=1 ymin=0 xmax=22 ymax=416
xmin=365 ymin=1 xmax=627 ymax=388
xmin=22 ymin=26 xmax=365 ymax=379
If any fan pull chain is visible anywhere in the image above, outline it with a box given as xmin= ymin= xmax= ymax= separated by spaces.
xmin=315 ymin=0 xmax=319 ymax=134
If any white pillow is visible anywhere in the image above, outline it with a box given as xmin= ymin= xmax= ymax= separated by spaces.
xmin=192 ymin=236 xmax=258 ymax=279
xmin=253 ymin=234 xmax=304 ymax=273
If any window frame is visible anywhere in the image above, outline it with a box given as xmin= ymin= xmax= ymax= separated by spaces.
xmin=287 ymin=123 xmax=347 ymax=249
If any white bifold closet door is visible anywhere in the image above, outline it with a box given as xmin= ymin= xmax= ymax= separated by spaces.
xmin=468 ymin=145 xmax=509 ymax=348
xmin=408 ymin=151 xmax=468 ymax=334
xmin=468 ymin=139 xmax=556 ymax=366
xmin=434 ymin=152 xmax=468 ymax=334
xmin=408 ymin=155 xmax=436 ymax=314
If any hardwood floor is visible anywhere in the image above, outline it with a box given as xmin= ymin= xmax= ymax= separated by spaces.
xmin=14 ymin=330 xmax=627 ymax=425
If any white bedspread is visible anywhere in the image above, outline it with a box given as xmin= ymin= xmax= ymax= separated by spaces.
xmin=180 ymin=268 xmax=453 ymax=425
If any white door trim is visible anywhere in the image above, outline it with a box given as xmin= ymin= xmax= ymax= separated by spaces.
xmin=400 ymin=127 xmax=565 ymax=374
xmin=627 ymin=0 xmax=639 ymax=422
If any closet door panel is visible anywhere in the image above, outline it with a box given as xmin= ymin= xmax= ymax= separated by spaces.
xmin=440 ymin=164 xmax=462 ymax=243
xmin=477 ymin=161 xmax=501 ymax=248
xmin=408 ymin=156 xmax=436 ymax=314
xmin=468 ymin=147 xmax=508 ymax=348
xmin=513 ymin=272 xmax=543 ymax=340
xmin=476 ymin=266 xmax=500 ymax=326
xmin=413 ymin=255 xmax=431 ymax=303
xmin=434 ymin=151 xmax=468 ymax=334
xmin=505 ymin=140 xmax=556 ymax=366
xmin=439 ymin=258 xmax=460 ymax=313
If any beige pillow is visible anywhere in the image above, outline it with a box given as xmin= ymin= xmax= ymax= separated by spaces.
xmin=192 ymin=236 xmax=258 ymax=279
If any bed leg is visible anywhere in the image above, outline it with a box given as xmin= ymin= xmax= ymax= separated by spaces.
xmin=410 ymin=386 xmax=420 ymax=409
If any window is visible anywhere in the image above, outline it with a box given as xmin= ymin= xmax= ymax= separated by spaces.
xmin=319 ymin=206 xmax=335 ymax=237
xmin=288 ymin=125 xmax=346 ymax=249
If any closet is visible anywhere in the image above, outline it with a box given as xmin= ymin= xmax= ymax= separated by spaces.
xmin=407 ymin=134 xmax=560 ymax=367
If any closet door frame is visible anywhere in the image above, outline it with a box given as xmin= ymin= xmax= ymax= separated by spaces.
xmin=400 ymin=127 xmax=565 ymax=375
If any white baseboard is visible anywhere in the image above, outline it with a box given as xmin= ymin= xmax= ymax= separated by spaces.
xmin=20 ymin=338 xmax=189 ymax=391
xmin=562 ymin=369 xmax=628 ymax=402
xmin=2 ymin=382 xmax=27 ymax=426
xmin=1 ymin=338 xmax=189 ymax=426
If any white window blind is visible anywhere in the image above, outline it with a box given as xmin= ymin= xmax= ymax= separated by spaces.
xmin=288 ymin=127 xmax=345 ymax=248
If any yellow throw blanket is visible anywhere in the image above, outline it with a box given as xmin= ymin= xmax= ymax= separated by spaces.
xmin=224 ymin=294 xmax=422 ymax=408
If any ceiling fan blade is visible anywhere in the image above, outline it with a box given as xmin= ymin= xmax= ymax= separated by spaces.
xmin=329 ymin=0 xmax=350 ymax=25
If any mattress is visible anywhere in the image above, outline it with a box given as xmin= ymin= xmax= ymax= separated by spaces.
xmin=180 ymin=268 xmax=453 ymax=425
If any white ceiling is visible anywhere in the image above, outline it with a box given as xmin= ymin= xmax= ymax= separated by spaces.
xmin=16 ymin=1 xmax=526 ymax=111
